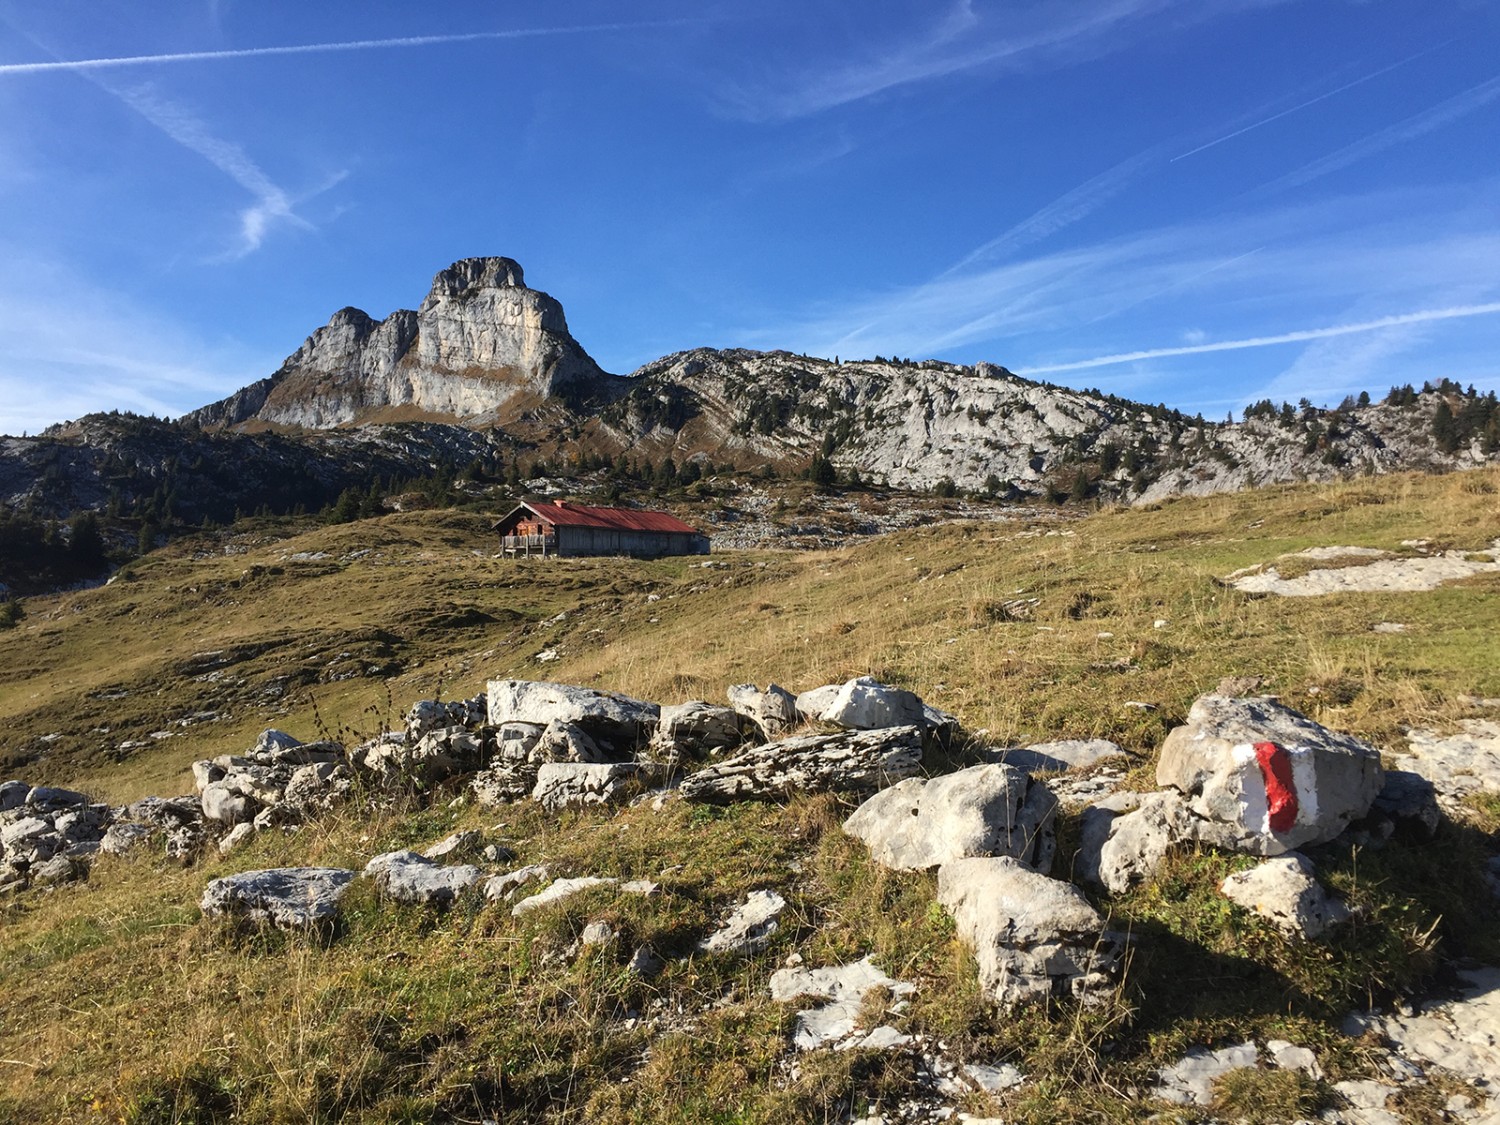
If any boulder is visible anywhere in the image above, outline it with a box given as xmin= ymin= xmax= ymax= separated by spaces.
xmin=678 ymin=726 xmax=923 ymax=804
xmin=356 ymin=726 xmax=481 ymax=784
xmin=936 ymin=856 xmax=1124 ymax=1007
xmin=1359 ymin=769 xmax=1441 ymax=842
xmin=1156 ymin=694 xmax=1383 ymax=855
xmin=31 ymin=854 xmax=80 ymax=887
xmin=532 ymin=763 xmax=640 ymax=810
xmin=1219 ymin=853 xmax=1351 ymax=939
xmin=99 ymin=822 xmax=156 ymax=856
xmin=486 ymin=679 xmax=658 ymax=754
xmin=471 ymin=761 xmax=541 ymax=806
xmin=252 ymin=729 xmax=302 ymax=759
xmin=1091 ymin=791 xmax=1196 ymax=894
xmin=282 ymin=762 xmax=354 ymax=813
xmin=0 ymin=779 xmax=28 ymax=812
xmin=697 ymin=889 xmax=786 ymax=955
xmin=1071 ymin=792 xmax=1141 ymax=888
xmin=25 ymin=786 xmax=89 ymax=812
xmin=406 ymin=696 xmax=486 ymax=739
xmin=191 ymin=760 xmax=226 ymax=792
xmin=364 ymin=850 xmax=486 ymax=907
xmin=200 ymin=782 xmax=258 ymax=826
xmin=727 ymin=683 xmax=799 ymax=739
xmin=200 ymin=867 xmax=355 ymax=929
xmin=493 ymin=722 xmax=547 ymax=762
xmin=816 ymin=677 xmax=926 ymax=731
xmin=654 ymin=701 xmax=749 ymax=757
xmin=536 ymin=720 xmax=610 ymax=764
xmin=794 ymin=685 xmax=841 ymax=723
xmin=843 ymin=763 xmax=1056 ymax=872
xmin=268 ymin=740 xmax=344 ymax=767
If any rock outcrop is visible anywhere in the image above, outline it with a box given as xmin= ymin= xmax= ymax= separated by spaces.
xmin=936 ymin=856 xmax=1124 ymax=1007
xmin=843 ymin=763 xmax=1057 ymax=872
xmin=677 ymin=726 xmax=923 ymax=803
xmin=188 ymin=258 xmax=615 ymax=431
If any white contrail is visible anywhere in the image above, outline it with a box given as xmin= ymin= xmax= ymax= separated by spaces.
xmin=1017 ymin=302 xmax=1500 ymax=375
xmin=1171 ymin=42 xmax=1450 ymax=163
xmin=0 ymin=22 xmax=686 ymax=75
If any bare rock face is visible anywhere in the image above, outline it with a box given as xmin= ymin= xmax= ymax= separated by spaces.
xmin=678 ymin=726 xmax=923 ymax=804
xmin=1156 ymin=695 xmax=1383 ymax=855
xmin=936 ymin=856 xmax=1124 ymax=1008
xmin=200 ymin=867 xmax=355 ymax=929
xmin=844 ymin=763 xmax=1056 ymax=872
xmin=188 ymin=257 xmax=612 ymax=431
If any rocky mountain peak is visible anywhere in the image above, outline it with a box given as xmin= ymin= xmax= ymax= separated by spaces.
xmin=186 ymin=256 xmax=612 ymax=432
xmin=418 ymin=257 xmax=527 ymax=313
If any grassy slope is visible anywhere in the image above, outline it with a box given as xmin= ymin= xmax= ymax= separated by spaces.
xmin=1 ymin=468 xmax=1498 ymax=1122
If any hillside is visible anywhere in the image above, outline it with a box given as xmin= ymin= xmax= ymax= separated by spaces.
xmin=4 ymin=259 xmax=1496 ymax=568
xmin=2 ymin=469 xmax=1499 ymax=1122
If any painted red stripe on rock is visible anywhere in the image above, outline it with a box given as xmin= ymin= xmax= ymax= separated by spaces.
xmin=1254 ymin=741 xmax=1298 ymax=833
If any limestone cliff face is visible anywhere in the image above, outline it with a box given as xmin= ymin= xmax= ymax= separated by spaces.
xmin=188 ymin=258 xmax=613 ymax=431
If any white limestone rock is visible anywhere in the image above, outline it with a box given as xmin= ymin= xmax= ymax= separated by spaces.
xmin=364 ymin=850 xmax=486 ymax=907
xmin=532 ymin=763 xmax=640 ymax=810
xmin=727 ymin=683 xmax=799 ymax=739
xmin=678 ymin=725 xmax=922 ymax=804
xmin=768 ymin=955 xmax=916 ymax=1050
xmin=511 ymin=875 xmax=617 ymax=917
xmin=698 ymin=889 xmax=786 ymax=955
xmin=1220 ymin=852 xmax=1351 ymax=939
xmin=936 ymin=856 xmax=1124 ymax=1008
xmin=486 ymin=679 xmax=658 ymax=754
xmin=200 ymin=867 xmax=355 ymax=929
xmin=816 ymin=676 xmax=926 ymax=731
xmin=1154 ymin=1041 xmax=1260 ymax=1106
xmin=1156 ymin=694 xmax=1383 ymax=855
xmin=843 ymin=763 xmax=1056 ymax=872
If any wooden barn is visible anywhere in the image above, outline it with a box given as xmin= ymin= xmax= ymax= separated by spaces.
xmin=493 ymin=500 xmax=710 ymax=558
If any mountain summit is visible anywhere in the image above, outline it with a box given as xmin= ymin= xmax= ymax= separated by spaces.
xmin=188 ymin=257 xmax=613 ymax=431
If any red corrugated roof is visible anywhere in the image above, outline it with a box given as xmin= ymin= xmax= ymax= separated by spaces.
xmin=512 ymin=500 xmax=702 ymax=535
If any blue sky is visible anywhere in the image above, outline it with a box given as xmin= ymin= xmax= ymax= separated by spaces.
xmin=1 ymin=0 xmax=1498 ymax=434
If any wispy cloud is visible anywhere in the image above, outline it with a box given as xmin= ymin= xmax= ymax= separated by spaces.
xmin=1251 ymin=73 xmax=1500 ymax=196
xmin=726 ymin=0 xmax=1187 ymax=120
xmin=1016 ymin=302 xmax=1500 ymax=375
xmin=0 ymin=20 xmax=694 ymax=76
xmin=1170 ymin=42 xmax=1450 ymax=163
xmin=0 ymin=255 xmax=275 ymax=434
xmin=942 ymin=145 xmax=1164 ymax=274
xmin=95 ymin=79 xmax=346 ymax=257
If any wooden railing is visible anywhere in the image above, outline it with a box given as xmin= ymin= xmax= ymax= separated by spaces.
xmin=500 ymin=533 xmax=557 ymax=555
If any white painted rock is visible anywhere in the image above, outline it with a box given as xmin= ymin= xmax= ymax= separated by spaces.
xmin=1156 ymin=694 xmax=1383 ymax=855
xmin=936 ymin=856 xmax=1124 ymax=1008
xmin=200 ymin=867 xmax=355 ymax=929
xmin=1220 ymin=852 xmax=1350 ymax=939
xmin=843 ymin=763 xmax=1056 ymax=872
